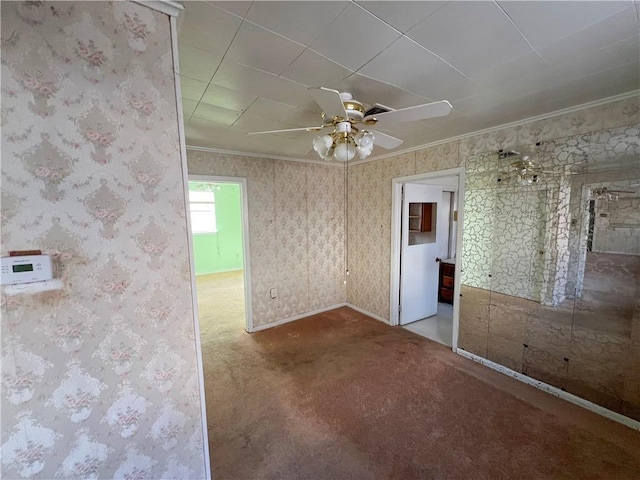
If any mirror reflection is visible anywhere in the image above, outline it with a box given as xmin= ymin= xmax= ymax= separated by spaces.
xmin=460 ymin=126 xmax=640 ymax=421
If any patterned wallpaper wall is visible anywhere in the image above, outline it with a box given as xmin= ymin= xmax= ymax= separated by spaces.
xmin=187 ymin=152 xmax=346 ymax=327
xmin=1 ymin=2 xmax=206 ymax=478
xmin=347 ymin=96 xmax=640 ymax=320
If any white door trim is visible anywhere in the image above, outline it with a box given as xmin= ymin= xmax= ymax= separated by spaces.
xmin=188 ymin=174 xmax=254 ymax=333
xmin=170 ymin=14 xmax=210 ymax=478
xmin=389 ymin=167 xmax=466 ymax=352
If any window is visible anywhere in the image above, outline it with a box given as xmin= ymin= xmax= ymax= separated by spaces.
xmin=189 ymin=189 xmax=217 ymax=234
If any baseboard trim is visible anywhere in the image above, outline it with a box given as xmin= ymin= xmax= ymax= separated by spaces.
xmin=250 ymin=303 xmax=347 ymax=332
xmin=345 ymin=303 xmax=390 ymax=325
xmin=456 ymin=348 xmax=640 ymax=432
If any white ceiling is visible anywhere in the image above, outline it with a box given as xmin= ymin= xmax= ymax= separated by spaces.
xmin=176 ymin=1 xmax=640 ymax=161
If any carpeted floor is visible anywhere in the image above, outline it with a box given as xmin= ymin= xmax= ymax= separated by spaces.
xmin=196 ymin=273 xmax=640 ymax=479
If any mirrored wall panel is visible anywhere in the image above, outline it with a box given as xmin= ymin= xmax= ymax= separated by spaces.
xmin=459 ymin=124 xmax=640 ymax=421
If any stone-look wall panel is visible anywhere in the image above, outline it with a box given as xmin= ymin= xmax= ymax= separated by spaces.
xmin=455 ymin=286 xmax=491 ymax=357
xmin=523 ymin=346 xmax=569 ymax=390
xmin=461 ymin=124 xmax=639 ymax=420
xmin=487 ymin=333 xmax=524 ymax=373
xmin=623 ymin=339 xmax=640 ymax=420
xmin=187 ymin=151 xmax=346 ymax=327
xmin=1 ymin=3 xmax=207 ymax=478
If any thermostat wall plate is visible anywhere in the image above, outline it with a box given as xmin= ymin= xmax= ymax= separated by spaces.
xmin=1 ymin=255 xmax=53 ymax=285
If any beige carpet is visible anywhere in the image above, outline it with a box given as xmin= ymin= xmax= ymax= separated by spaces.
xmin=195 ymin=274 xmax=640 ymax=479
xmin=196 ymin=270 xmax=246 ymax=340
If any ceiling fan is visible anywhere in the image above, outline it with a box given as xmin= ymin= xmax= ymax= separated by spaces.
xmin=248 ymin=87 xmax=452 ymax=162
xmin=590 ymin=186 xmax=636 ymax=201
xmin=497 ymin=153 xmax=552 ymax=186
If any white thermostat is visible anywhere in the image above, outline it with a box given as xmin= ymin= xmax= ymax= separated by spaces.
xmin=1 ymin=255 xmax=53 ymax=285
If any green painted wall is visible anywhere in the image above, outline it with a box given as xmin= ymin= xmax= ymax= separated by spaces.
xmin=190 ymin=182 xmax=243 ymax=275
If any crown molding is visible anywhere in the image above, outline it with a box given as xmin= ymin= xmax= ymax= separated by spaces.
xmin=186 ymin=90 xmax=639 ymax=167
xmin=348 ymin=90 xmax=640 ymax=166
xmin=133 ymin=1 xmax=183 ymax=17
xmin=186 ymin=145 xmax=344 ymax=167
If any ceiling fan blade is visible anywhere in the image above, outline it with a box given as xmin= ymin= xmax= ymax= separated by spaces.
xmin=309 ymin=87 xmax=348 ymax=120
xmin=248 ymin=125 xmax=328 ymax=135
xmin=370 ymin=130 xmax=403 ymax=150
xmin=364 ymin=100 xmax=452 ymax=127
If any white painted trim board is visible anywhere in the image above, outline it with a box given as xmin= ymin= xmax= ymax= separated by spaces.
xmin=389 ymin=167 xmax=465 ymax=354
xmin=169 ymin=14 xmax=211 ymax=480
xmin=188 ymin=175 xmax=254 ymax=334
xmin=133 ymin=0 xmax=183 ymax=17
xmin=457 ymin=348 xmax=640 ymax=432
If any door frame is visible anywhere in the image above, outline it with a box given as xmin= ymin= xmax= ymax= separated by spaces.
xmin=188 ymin=174 xmax=254 ymax=333
xmin=389 ymin=167 xmax=465 ymax=352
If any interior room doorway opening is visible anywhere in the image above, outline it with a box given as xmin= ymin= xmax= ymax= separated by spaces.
xmin=390 ymin=168 xmax=465 ymax=350
xmin=188 ymin=175 xmax=253 ymax=333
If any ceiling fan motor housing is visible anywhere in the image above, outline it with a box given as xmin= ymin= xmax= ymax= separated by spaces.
xmin=339 ymin=92 xmax=365 ymax=121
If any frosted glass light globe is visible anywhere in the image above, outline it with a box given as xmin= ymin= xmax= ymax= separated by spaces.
xmin=334 ymin=142 xmax=355 ymax=162
xmin=358 ymin=131 xmax=375 ymax=149
xmin=313 ymin=135 xmax=333 ymax=157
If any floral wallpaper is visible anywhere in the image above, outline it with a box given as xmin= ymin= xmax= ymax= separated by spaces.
xmin=187 ymin=152 xmax=346 ymax=327
xmin=1 ymin=2 xmax=206 ymax=478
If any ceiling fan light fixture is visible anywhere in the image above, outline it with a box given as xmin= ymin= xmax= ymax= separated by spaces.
xmin=355 ymin=130 xmax=374 ymax=148
xmin=251 ymin=88 xmax=452 ymax=160
xmin=356 ymin=144 xmax=373 ymax=160
xmin=352 ymin=130 xmax=374 ymax=160
xmin=333 ymin=139 xmax=356 ymax=162
xmin=313 ymin=134 xmax=333 ymax=158
xmin=517 ymin=175 xmax=534 ymax=186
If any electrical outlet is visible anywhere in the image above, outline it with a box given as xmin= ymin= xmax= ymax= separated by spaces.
xmin=270 ymin=288 xmax=277 ymax=299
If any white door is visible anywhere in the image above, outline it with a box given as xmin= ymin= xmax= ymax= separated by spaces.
xmin=400 ymin=184 xmax=445 ymax=325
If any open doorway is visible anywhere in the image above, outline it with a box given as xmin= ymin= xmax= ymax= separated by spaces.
xmin=188 ymin=175 xmax=252 ymax=333
xmin=390 ymin=168 xmax=465 ymax=350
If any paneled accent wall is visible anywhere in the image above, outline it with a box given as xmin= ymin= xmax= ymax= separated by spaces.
xmin=1 ymin=2 xmax=206 ymax=479
xmin=188 ymin=151 xmax=346 ymax=327
xmin=460 ymin=124 xmax=639 ymax=420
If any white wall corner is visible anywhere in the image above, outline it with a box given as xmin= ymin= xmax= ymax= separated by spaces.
xmin=133 ymin=0 xmax=184 ymax=17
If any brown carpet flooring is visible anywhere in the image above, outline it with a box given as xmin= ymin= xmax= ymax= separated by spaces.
xmin=196 ymin=273 xmax=640 ymax=479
